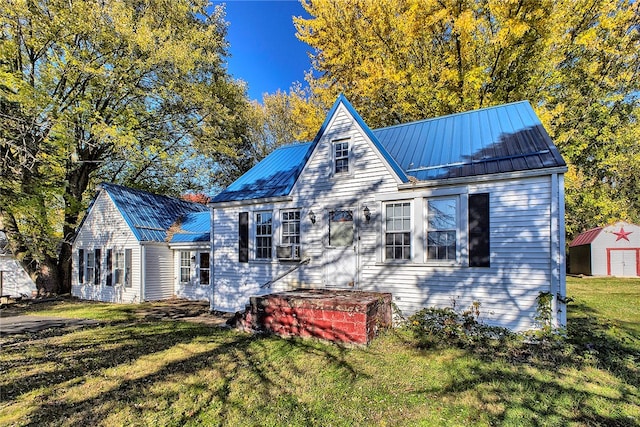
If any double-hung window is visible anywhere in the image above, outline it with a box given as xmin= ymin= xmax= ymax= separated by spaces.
xmin=180 ymin=251 xmax=192 ymax=283
xmin=281 ymin=209 xmax=301 ymax=259
xmin=427 ymin=198 xmax=457 ymax=261
xmin=86 ymin=251 xmax=95 ymax=285
xmin=385 ymin=202 xmax=411 ymax=260
xmin=255 ymin=212 xmax=273 ymax=259
xmin=114 ymin=250 xmax=124 ymax=285
xmin=334 ymin=140 xmax=349 ymax=174
xmin=124 ymin=249 xmax=132 ymax=287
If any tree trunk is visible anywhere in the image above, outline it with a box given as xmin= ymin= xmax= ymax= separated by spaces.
xmin=57 ymin=160 xmax=94 ymax=294
xmin=36 ymin=255 xmax=60 ymax=296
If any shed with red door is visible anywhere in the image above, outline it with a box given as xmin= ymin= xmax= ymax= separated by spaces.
xmin=569 ymin=221 xmax=640 ymax=277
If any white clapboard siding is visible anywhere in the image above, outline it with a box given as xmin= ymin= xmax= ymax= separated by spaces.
xmin=359 ymin=175 xmax=553 ymax=331
xmin=212 ymin=102 xmax=563 ymax=331
xmin=143 ymin=244 xmax=175 ymax=301
xmin=211 ymin=104 xmax=400 ymax=312
xmin=72 ymin=191 xmax=142 ymax=303
xmin=0 ymin=254 xmax=37 ymax=297
xmin=173 ymin=249 xmax=211 ymax=301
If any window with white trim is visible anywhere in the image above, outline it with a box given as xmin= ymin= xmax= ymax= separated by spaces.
xmin=281 ymin=209 xmax=301 ymax=259
xmin=180 ymin=251 xmax=191 ymax=283
xmin=255 ymin=212 xmax=273 ymax=259
xmin=427 ymin=198 xmax=457 ymax=261
xmin=114 ymin=250 xmax=124 ymax=285
xmin=86 ymin=251 xmax=95 ymax=284
xmin=124 ymin=249 xmax=132 ymax=288
xmin=385 ymin=202 xmax=411 ymax=260
xmin=334 ymin=140 xmax=349 ymax=174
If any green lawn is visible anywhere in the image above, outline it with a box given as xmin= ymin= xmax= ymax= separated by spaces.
xmin=1 ymin=277 xmax=638 ymax=426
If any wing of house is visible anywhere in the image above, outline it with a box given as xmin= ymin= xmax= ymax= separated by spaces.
xmin=570 ymin=221 xmax=640 ymax=277
xmin=210 ymin=95 xmax=568 ymax=332
xmin=72 ymin=183 xmax=210 ymax=303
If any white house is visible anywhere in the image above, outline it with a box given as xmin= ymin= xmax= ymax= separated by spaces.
xmin=209 ymin=95 xmax=568 ymax=331
xmin=72 ymin=183 xmax=211 ymax=303
xmin=569 ymin=221 xmax=640 ymax=277
xmin=0 ymin=231 xmax=37 ymax=298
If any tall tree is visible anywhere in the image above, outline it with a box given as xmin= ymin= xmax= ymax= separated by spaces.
xmin=295 ymin=0 xmax=640 ymax=236
xmin=247 ymin=84 xmax=324 ymax=161
xmin=0 ymin=0 xmax=249 ymax=293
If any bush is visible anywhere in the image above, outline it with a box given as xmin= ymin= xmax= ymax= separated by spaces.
xmin=408 ymin=303 xmax=513 ymax=350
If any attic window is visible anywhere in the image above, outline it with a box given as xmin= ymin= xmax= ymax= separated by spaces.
xmin=334 ymin=139 xmax=349 ymax=174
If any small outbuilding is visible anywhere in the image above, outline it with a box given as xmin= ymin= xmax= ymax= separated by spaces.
xmin=72 ymin=183 xmax=211 ymax=303
xmin=0 ymin=231 xmax=37 ymax=299
xmin=569 ymin=221 xmax=640 ymax=277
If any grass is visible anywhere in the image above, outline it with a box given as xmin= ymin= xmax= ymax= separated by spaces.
xmin=0 ymin=276 xmax=638 ymax=426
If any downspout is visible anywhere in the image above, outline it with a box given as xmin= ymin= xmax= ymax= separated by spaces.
xmin=550 ymin=173 xmax=567 ymax=329
xmin=557 ymin=174 xmax=567 ymax=328
xmin=209 ymin=205 xmax=215 ymax=312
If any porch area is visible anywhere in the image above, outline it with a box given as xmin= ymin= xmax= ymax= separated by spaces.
xmin=233 ymin=289 xmax=392 ymax=346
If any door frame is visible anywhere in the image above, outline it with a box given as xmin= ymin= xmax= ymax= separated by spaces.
xmin=323 ymin=207 xmax=359 ymax=288
xmin=606 ymin=248 xmax=640 ymax=276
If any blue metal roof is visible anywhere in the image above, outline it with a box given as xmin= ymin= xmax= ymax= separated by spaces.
xmin=101 ymin=183 xmax=208 ymax=242
xmin=212 ymin=98 xmax=566 ymax=203
xmin=211 ymin=142 xmax=315 ymax=203
xmin=373 ymin=101 xmax=566 ymax=181
xmin=169 ymin=211 xmax=210 ymax=243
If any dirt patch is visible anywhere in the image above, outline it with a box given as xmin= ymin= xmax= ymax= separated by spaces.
xmin=135 ymin=300 xmax=233 ymax=326
xmin=0 ymin=297 xmax=234 ymax=327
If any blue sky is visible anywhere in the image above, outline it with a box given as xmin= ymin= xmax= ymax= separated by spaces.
xmin=212 ymin=1 xmax=313 ymax=101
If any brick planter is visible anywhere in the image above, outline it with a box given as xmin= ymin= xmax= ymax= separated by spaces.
xmin=240 ymin=289 xmax=392 ymax=345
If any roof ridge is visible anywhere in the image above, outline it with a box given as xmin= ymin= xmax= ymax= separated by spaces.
xmin=372 ymin=100 xmax=532 ymax=132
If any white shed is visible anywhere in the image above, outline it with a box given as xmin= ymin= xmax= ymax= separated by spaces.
xmin=0 ymin=231 xmax=37 ymax=298
xmin=569 ymin=221 xmax=640 ymax=277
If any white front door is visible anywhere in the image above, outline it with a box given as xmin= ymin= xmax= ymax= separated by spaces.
xmin=324 ymin=209 xmax=357 ymax=288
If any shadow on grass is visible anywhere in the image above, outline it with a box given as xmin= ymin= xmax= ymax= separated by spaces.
xmin=2 ymin=301 xmax=638 ymax=426
xmin=405 ymin=301 xmax=640 ymax=426
xmin=567 ymin=301 xmax=640 ymax=389
xmin=1 ymin=319 xmax=364 ymax=426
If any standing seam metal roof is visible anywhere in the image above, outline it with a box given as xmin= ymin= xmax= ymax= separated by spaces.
xmin=211 ymin=142 xmax=314 ymax=203
xmin=169 ymin=211 xmax=211 ymax=243
xmin=212 ymin=97 xmax=566 ymax=203
xmin=569 ymin=227 xmax=603 ymax=247
xmin=101 ymin=183 xmax=208 ymax=242
xmin=372 ymin=101 xmax=565 ymax=181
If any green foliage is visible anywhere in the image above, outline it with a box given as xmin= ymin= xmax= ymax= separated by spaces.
xmin=534 ymin=291 xmax=554 ymax=331
xmin=246 ymin=84 xmax=324 ymax=158
xmin=296 ymin=0 xmax=640 ymax=236
xmin=0 ymin=0 xmax=249 ymax=291
xmin=408 ymin=302 xmax=514 ymax=350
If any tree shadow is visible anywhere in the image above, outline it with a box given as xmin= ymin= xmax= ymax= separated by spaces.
xmin=403 ymin=298 xmax=639 ymax=425
xmin=2 ymin=318 xmax=367 ymax=426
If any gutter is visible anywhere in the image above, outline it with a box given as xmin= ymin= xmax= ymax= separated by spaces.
xmin=210 ymin=195 xmax=293 ymax=209
xmin=397 ymin=166 xmax=568 ymax=190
